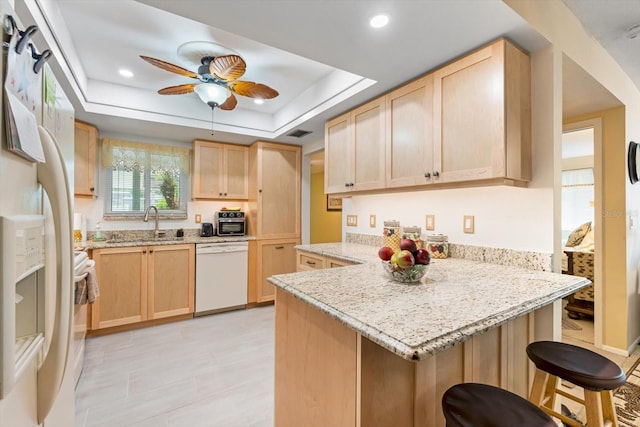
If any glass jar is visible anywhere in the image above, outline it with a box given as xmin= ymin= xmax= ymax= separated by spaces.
xmin=427 ymin=234 xmax=449 ymax=259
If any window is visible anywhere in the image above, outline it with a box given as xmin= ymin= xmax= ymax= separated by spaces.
xmin=561 ymin=168 xmax=594 ymax=244
xmin=102 ymin=139 xmax=190 ymax=218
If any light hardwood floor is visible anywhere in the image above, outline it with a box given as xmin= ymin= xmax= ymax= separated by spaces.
xmin=75 ymin=306 xmax=275 ymax=427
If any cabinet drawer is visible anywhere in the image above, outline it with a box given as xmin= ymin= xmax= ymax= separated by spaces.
xmin=326 ymin=257 xmax=355 ymax=268
xmin=297 ymin=251 xmax=325 ymax=271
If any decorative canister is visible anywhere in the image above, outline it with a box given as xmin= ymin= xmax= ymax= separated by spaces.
xmin=383 ymin=220 xmax=401 ymax=252
xmin=402 ymin=226 xmax=423 ymax=249
xmin=427 ymin=234 xmax=449 ymax=258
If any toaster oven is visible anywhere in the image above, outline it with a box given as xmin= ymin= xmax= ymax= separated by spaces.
xmin=215 ymin=211 xmax=246 ymax=236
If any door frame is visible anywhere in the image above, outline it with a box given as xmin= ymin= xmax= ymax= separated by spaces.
xmin=562 ymin=118 xmax=602 ymax=348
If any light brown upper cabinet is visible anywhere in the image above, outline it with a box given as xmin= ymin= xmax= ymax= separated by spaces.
xmin=324 ymin=38 xmax=531 ymax=194
xmin=247 ymin=141 xmax=301 ymax=239
xmin=74 ymin=121 xmax=98 ymax=197
xmin=385 ymin=75 xmax=434 ymax=188
xmin=192 ymin=140 xmax=249 ymax=199
xmin=432 ymin=38 xmax=531 ymax=184
xmin=325 ymin=97 xmax=386 ymax=194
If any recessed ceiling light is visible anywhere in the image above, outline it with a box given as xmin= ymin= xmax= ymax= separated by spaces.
xmin=254 ymin=99 xmax=264 ymax=105
xmin=119 ymin=68 xmax=134 ymax=78
xmin=370 ymin=14 xmax=389 ymax=29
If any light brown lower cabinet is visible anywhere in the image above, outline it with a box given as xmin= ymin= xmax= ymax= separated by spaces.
xmin=90 ymin=244 xmax=194 ymax=330
xmin=249 ymin=239 xmax=298 ymax=303
xmin=275 ymin=289 xmax=546 ymax=427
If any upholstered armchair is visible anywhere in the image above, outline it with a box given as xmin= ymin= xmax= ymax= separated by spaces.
xmin=562 ymin=222 xmax=594 ymax=318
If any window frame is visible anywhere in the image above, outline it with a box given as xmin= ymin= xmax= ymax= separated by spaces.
xmin=102 ymin=157 xmax=190 ymax=220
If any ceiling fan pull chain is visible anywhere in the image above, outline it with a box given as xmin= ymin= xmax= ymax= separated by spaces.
xmin=210 ymin=106 xmax=215 ymax=135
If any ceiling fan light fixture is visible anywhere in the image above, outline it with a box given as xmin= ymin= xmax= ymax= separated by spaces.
xmin=194 ymin=83 xmax=230 ymax=108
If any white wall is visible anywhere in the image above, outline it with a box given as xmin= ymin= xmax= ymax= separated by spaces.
xmin=343 ymin=185 xmax=553 ymax=252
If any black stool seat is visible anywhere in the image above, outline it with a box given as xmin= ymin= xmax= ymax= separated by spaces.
xmin=526 ymin=341 xmax=626 ymax=391
xmin=442 ymin=383 xmax=556 ymax=427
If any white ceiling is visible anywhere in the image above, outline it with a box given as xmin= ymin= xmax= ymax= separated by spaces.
xmin=15 ymin=0 xmax=638 ymax=147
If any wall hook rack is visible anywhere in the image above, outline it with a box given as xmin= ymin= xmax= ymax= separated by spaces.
xmin=2 ymin=15 xmax=50 ymax=74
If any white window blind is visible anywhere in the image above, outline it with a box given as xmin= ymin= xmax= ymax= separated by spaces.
xmin=102 ymin=139 xmax=190 ymax=218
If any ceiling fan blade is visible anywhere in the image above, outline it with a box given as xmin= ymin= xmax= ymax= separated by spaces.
xmin=219 ymin=93 xmax=238 ymax=110
xmin=157 ymin=83 xmax=198 ymax=95
xmin=228 ymin=81 xmax=279 ymax=99
xmin=210 ymin=55 xmax=246 ymax=81
xmin=140 ymin=55 xmax=198 ymax=79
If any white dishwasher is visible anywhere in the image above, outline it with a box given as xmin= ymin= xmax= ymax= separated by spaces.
xmin=195 ymin=242 xmax=248 ymax=316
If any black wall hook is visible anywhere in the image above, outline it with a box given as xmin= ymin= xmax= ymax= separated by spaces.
xmin=30 ymin=46 xmax=51 ymax=74
xmin=15 ymin=25 xmax=37 ymax=54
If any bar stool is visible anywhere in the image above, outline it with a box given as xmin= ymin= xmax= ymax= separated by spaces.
xmin=442 ymin=383 xmax=556 ymax=426
xmin=527 ymin=341 xmax=626 ymax=427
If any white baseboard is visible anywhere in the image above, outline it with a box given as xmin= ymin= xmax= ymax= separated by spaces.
xmin=601 ymin=342 xmax=633 ymax=357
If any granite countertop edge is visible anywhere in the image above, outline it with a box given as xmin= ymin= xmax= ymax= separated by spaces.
xmin=79 ymin=235 xmax=255 ymax=250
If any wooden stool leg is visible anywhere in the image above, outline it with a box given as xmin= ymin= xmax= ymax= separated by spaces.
xmin=543 ymin=374 xmax=558 ymax=412
xmin=600 ymin=389 xmax=619 ymax=427
xmin=584 ymin=390 xmax=605 ymax=427
xmin=529 ymin=368 xmax=549 ymax=405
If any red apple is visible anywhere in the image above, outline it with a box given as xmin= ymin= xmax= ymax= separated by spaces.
xmin=378 ymin=246 xmax=394 ymax=261
xmin=395 ymin=250 xmax=415 ymax=268
xmin=414 ymin=248 xmax=431 ymax=265
xmin=400 ymin=238 xmax=417 ymax=253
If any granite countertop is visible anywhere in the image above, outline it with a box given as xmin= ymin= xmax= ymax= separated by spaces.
xmin=79 ymin=234 xmax=254 ymax=250
xmin=269 ymin=242 xmax=591 ymax=361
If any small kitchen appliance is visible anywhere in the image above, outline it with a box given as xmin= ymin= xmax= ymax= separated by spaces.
xmin=201 ymin=222 xmax=214 ymax=237
xmin=215 ymin=210 xmax=246 ymax=236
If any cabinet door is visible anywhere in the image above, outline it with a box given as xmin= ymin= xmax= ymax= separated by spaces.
xmin=193 ymin=140 xmax=224 ymax=198
xmin=352 ymin=97 xmax=386 ymax=191
xmin=148 ymin=244 xmax=195 ymax=319
xmin=259 ymin=240 xmax=297 ymax=302
xmin=74 ymin=121 xmax=97 ymax=196
xmin=91 ymin=247 xmax=147 ymax=329
xmin=325 ymin=113 xmax=352 ymax=194
xmin=224 ymin=145 xmax=249 ymax=199
xmin=385 ymin=75 xmax=434 ymax=188
xmin=433 ymin=41 xmax=505 ymax=182
xmin=258 ymin=143 xmax=301 ymax=238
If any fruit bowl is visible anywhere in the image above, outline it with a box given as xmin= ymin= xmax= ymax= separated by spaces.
xmin=381 ymin=261 xmax=429 ymax=284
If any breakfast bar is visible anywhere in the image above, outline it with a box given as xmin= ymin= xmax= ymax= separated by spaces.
xmin=268 ymin=243 xmax=591 ymax=427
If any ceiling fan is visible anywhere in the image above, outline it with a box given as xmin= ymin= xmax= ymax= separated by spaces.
xmin=140 ymin=42 xmax=279 ymax=111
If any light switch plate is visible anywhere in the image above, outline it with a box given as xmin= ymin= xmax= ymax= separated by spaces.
xmin=369 ymin=215 xmax=376 ymax=228
xmin=347 ymin=215 xmax=358 ymax=227
xmin=195 ymin=214 xmax=202 ymax=224
xmin=425 ymin=214 xmax=435 ymax=231
xmin=463 ymin=215 xmax=474 ymax=233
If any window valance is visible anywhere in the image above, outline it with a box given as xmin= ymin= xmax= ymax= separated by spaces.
xmin=102 ymin=139 xmax=191 ymax=174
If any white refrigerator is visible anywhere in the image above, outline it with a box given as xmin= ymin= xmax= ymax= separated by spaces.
xmin=0 ymin=1 xmax=76 ymax=425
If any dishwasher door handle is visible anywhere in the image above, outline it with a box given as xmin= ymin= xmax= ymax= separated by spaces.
xmin=197 ymin=247 xmax=249 ymax=255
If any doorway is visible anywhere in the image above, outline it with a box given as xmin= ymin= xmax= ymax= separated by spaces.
xmin=309 ymin=150 xmax=342 ymax=243
xmin=561 ymin=121 xmax=598 ymax=346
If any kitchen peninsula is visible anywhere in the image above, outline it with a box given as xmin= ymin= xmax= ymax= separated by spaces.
xmin=269 ymin=243 xmax=590 ymax=427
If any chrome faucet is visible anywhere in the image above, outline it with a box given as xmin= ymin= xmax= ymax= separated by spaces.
xmin=143 ymin=206 xmax=164 ymax=238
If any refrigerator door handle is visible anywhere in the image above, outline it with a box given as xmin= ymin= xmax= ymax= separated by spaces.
xmin=35 ymin=126 xmax=73 ymax=423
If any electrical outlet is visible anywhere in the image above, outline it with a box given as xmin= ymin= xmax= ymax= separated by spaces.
xmin=369 ymin=215 xmax=376 ymax=228
xmin=463 ymin=215 xmax=474 ymax=233
xmin=346 ymin=215 xmax=358 ymax=227
xmin=425 ymin=214 xmax=435 ymax=231
xmin=195 ymin=214 xmax=202 ymax=224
